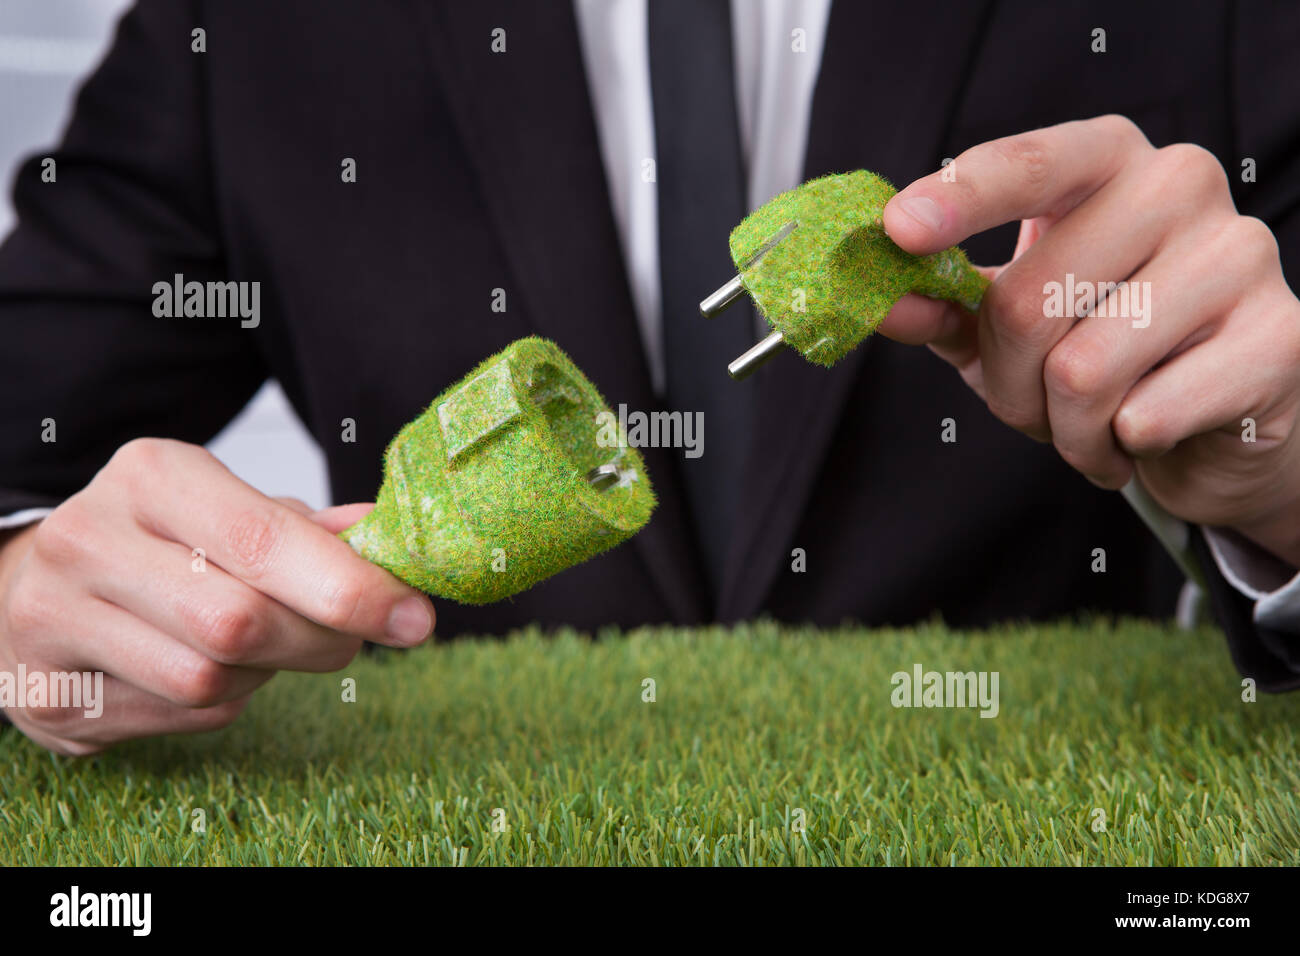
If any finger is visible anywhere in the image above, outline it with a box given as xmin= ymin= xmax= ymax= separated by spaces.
xmin=883 ymin=115 xmax=1151 ymax=255
xmin=311 ymin=503 xmax=376 ymax=535
xmin=32 ymin=590 xmax=274 ymax=709
xmin=1039 ymin=227 xmax=1245 ymax=487
xmin=878 ymin=264 xmax=1001 ymax=357
xmin=877 ymin=293 xmax=971 ymax=347
xmin=121 ymin=441 xmax=434 ymax=647
xmin=878 ymin=263 xmax=1006 ymax=398
xmin=273 ymin=496 xmax=313 ymax=516
xmin=877 ymin=294 xmax=983 ymax=383
xmin=980 ymin=164 xmax=1225 ymax=443
xmin=11 ymin=678 xmax=254 ymax=755
xmin=84 ymin=529 xmax=364 ymax=672
xmin=1113 ymin=291 xmax=1297 ymax=462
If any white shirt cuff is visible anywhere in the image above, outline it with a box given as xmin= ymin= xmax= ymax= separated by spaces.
xmin=1203 ymin=525 xmax=1300 ymax=632
xmin=0 ymin=507 xmax=54 ymax=532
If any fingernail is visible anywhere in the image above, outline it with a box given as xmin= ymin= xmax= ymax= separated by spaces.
xmin=386 ymin=596 xmax=432 ymax=646
xmin=899 ymin=195 xmax=944 ymax=232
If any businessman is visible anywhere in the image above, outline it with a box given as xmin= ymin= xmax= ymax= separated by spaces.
xmin=2 ymin=0 xmax=1300 ymax=754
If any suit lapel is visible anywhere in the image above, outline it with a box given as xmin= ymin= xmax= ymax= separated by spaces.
xmin=417 ymin=0 xmax=709 ymax=622
xmin=719 ymin=0 xmax=996 ymax=619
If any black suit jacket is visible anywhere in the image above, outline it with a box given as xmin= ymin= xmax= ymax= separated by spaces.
xmin=2 ymin=1 xmax=1299 ymax=688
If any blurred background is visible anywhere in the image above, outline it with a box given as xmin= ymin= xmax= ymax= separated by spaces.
xmin=0 ymin=0 xmax=330 ymax=508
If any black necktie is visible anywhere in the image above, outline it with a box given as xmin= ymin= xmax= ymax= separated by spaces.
xmin=649 ymin=0 xmax=753 ymax=602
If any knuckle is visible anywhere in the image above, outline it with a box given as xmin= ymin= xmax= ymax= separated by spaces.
xmin=1202 ymin=215 xmax=1280 ymax=288
xmin=222 ymin=508 xmax=285 ymax=579
xmin=1092 ymin=114 xmax=1149 ymax=150
xmin=1279 ymin=320 xmax=1300 ymax=369
xmin=1153 ymin=143 xmax=1227 ymax=198
xmin=986 ymin=279 xmax=1048 ymax=340
xmin=1113 ymin=403 xmax=1170 ymax=455
xmin=316 ymin=576 xmax=367 ymax=632
xmin=1227 ymin=215 xmax=1280 ymax=270
xmin=168 ymin=656 xmax=233 ymax=708
xmin=985 ymin=393 xmax=1044 ymax=436
xmin=107 ymin=437 xmax=167 ymax=477
xmin=4 ymin=585 xmax=53 ymax=639
xmin=21 ymin=699 xmax=85 ymax=732
xmin=1050 ymin=437 xmax=1130 ymax=489
xmin=101 ymin=439 xmax=205 ymax=517
xmin=990 ymin=132 xmax=1053 ymax=192
xmin=30 ymin=502 xmax=94 ymax=565
xmin=187 ymin=599 xmax=265 ymax=663
xmin=1044 ymin=341 xmax=1106 ymax=403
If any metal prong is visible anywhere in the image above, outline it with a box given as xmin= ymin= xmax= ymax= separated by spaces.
xmin=586 ymin=462 xmax=622 ymax=492
xmin=700 ymin=275 xmax=745 ymax=317
xmin=727 ymin=331 xmax=786 ymax=380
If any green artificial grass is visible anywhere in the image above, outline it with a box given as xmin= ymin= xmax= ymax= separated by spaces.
xmin=3 ymin=619 xmax=1299 ymax=866
xmin=340 ymin=337 xmax=655 ymax=604
xmin=731 ymin=170 xmax=989 ymax=366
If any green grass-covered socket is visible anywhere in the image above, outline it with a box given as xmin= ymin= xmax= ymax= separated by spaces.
xmin=729 ymin=170 xmax=989 ymax=366
xmin=340 ymin=337 xmax=655 ymax=605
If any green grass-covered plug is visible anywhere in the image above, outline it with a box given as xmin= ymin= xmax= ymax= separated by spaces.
xmin=340 ymin=337 xmax=655 ymax=605
xmin=702 ymin=170 xmax=988 ymax=376
xmin=705 ymin=170 xmax=1202 ymax=585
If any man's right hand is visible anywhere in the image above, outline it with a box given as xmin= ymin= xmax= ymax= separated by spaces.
xmin=0 ymin=438 xmax=435 ymax=755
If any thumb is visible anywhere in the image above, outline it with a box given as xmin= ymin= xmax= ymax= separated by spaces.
xmin=308 ymin=502 xmax=376 ymax=535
